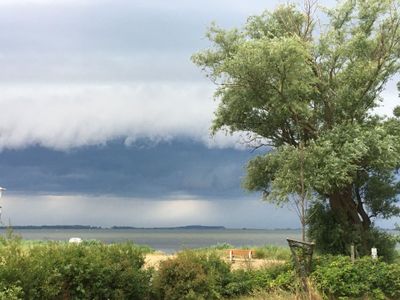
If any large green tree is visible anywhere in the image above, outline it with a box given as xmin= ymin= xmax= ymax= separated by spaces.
xmin=193 ymin=0 xmax=400 ymax=254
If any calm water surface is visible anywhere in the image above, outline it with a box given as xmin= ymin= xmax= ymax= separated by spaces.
xmin=1 ymin=228 xmax=302 ymax=253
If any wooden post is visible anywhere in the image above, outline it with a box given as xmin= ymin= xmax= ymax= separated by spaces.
xmin=350 ymin=244 xmax=355 ymax=263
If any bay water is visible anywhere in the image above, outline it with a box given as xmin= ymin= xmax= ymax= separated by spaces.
xmin=0 ymin=228 xmax=302 ymax=253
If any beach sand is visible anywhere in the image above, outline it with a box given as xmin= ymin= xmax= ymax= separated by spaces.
xmin=144 ymin=252 xmax=285 ymax=270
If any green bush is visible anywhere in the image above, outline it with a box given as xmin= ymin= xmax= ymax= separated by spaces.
xmin=0 ymin=284 xmax=23 ymax=300
xmin=153 ymin=250 xmax=230 ymax=300
xmin=224 ymin=269 xmax=269 ymax=297
xmin=222 ymin=263 xmax=297 ymax=298
xmin=308 ymin=202 xmax=398 ymax=262
xmin=363 ymin=228 xmax=399 ymax=262
xmin=2 ymin=232 xmax=400 ymax=300
xmin=53 ymin=243 xmax=152 ymax=299
xmin=311 ymin=255 xmax=400 ymax=299
xmin=0 ymin=235 xmax=60 ymax=299
xmin=0 ymin=235 xmax=152 ymax=300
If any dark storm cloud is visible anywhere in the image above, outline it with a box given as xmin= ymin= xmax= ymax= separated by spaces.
xmin=0 ymin=0 xmax=397 ymax=229
xmin=0 ymin=139 xmax=255 ymax=198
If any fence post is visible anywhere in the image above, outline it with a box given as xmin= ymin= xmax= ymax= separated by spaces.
xmin=350 ymin=244 xmax=355 ymax=263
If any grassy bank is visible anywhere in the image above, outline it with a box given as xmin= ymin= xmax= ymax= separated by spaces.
xmin=0 ymin=233 xmax=398 ymax=299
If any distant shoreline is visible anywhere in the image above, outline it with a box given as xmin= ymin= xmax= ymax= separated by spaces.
xmin=0 ymin=225 xmax=301 ymax=231
xmin=0 ymin=225 xmax=225 ymax=230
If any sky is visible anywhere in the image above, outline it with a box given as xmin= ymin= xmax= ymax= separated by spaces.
xmin=0 ymin=0 xmax=398 ymax=228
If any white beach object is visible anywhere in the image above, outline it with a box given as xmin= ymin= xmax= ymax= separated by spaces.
xmin=69 ymin=237 xmax=83 ymax=244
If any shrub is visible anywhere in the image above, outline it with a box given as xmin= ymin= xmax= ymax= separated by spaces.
xmin=0 ymin=234 xmax=152 ymax=300
xmin=223 ymin=263 xmax=296 ymax=298
xmin=224 ymin=269 xmax=268 ymax=297
xmin=363 ymin=227 xmax=399 ymax=262
xmin=153 ymin=250 xmax=230 ymax=300
xmin=49 ymin=242 xmax=152 ymax=299
xmin=0 ymin=284 xmax=23 ymax=300
xmin=308 ymin=202 xmax=398 ymax=262
xmin=311 ymin=255 xmax=400 ymax=299
xmin=0 ymin=234 xmax=58 ymax=299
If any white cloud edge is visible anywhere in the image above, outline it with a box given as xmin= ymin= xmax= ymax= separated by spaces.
xmin=0 ymin=82 xmax=244 ymax=151
xmin=0 ymin=80 xmax=396 ymax=152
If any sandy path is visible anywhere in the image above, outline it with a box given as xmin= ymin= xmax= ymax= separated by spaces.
xmin=228 ymin=258 xmax=285 ymax=270
xmin=144 ymin=252 xmax=285 ymax=270
xmin=144 ymin=252 xmax=176 ymax=269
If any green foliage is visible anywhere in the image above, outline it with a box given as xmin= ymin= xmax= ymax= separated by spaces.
xmin=54 ymin=243 xmax=151 ymax=299
xmin=394 ymin=105 xmax=400 ymax=117
xmin=312 ymin=256 xmax=400 ymax=299
xmin=194 ymin=243 xmax=234 ymax=253
xmin=193 ymin=0 xmax=400 ymax=255
xmin=1 ymin=232 xmax=400 ymax=300
xmin=224 ymin=270 xmax=260 ymax=297
xmin=363 ymin=228 xmax=399 ymax=262
xmin=308 ymin=202 xmax=362 ymax=255
xmin=308 ymin=202 xmax=398 ymax=262
xmin=269 ymin=268 xmax=297 ymax=292
xmin=363 ymin=172 xmax=400 ymax=219
xmin=252 ymin=245 xmax=291 ymax=260
xmin=223 ymin=263 xmax=295 ymax=298
xmin=218 ymin=262 xmax=296 ymax=298
xmin=195 ymin=244 xmax=291 ymax=261
xmin=154 ymin=250 xmax=231 ymax=300
xmin=0 ymin=234 xmax=152 ymax=300
xmin=0 ymin=234 xmax=60 ymax=300
xmin=0 ymin=284 xmax=23 ymax=300
xmin=208 ymin=243 xmax=234 ymax=250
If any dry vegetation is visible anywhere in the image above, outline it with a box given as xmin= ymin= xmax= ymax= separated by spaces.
xmin=144 ymin=251 xmax=286 ymax=271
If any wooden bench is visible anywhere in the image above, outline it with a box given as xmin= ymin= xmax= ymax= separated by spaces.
xmin=226 ymin=249 xmax=253 ymax=262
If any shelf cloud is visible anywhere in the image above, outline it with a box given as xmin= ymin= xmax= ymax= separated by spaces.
xmin=0 ymin=0 xmax=270 ymax=151
xmin=0 ymin=83 xmax=244 ymax=150
xmin=0 ymin=0 xmax=395 ymax=151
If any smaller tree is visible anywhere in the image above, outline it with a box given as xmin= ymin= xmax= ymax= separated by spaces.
xmin=244 ymin=142 xmax=314 ymax=242
xmin=293 ymin=143 xmax=311 ymax=242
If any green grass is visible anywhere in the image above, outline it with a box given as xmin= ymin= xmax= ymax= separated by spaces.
xmin=188 ymin=243 xmax=291 ymax=262
xmin=2 ymin=235 xmax=155 ymax=254
xmin=252 ymin=245 xmax=291 ymax=260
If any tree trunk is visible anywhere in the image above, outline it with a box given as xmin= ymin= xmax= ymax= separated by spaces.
xmin=328 ymin=184 xmax=372 ymax=254
xmin=328 ymin=184 xmax=370 ymax=230
xmin=354 ymin=186 xmax=372 ymax=230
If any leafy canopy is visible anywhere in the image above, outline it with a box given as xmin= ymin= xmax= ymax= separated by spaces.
xmin=193 ymin=0 xmax=400 ymax=219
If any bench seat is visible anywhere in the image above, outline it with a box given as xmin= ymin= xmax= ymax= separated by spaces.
xmin=226 ymin=249 xmax=253 ymax=262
